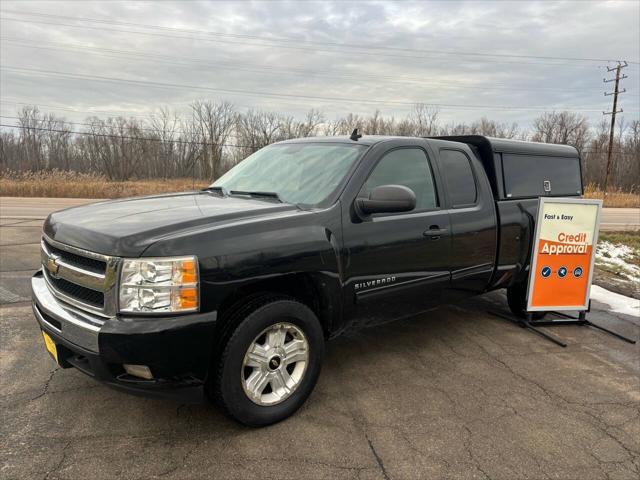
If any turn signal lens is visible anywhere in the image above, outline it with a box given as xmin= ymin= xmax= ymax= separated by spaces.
xmin=175 ymin=287 xmax=198 ymax=310
xmin=119 ymin=256 xmax=199 ymax=313
xmin=179 ymin=259 xmax=197 ymax=284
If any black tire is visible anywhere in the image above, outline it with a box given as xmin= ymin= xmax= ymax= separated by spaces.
xmin=507 ymin=282 xmax=546 ymax=320
xmin=210 ymin=296 xmax=324 ymax=426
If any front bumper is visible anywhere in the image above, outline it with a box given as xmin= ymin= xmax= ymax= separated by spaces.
xmin=31 ymin=271 xmax=217 ymax=399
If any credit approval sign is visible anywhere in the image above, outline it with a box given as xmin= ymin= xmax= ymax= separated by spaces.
xmin=526 ymin=197 xmax=602 ymax=312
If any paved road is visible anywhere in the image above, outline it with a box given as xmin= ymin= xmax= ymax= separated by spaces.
xmin=1 ymin=198 xmax=639 ymax=479
xmin=599 ymin=207 xmax=640 ymax=231
xmin=0 ymin=197 xmax=104 ymax=219
xmin=1 ymin=197 xmax=638 ymax=230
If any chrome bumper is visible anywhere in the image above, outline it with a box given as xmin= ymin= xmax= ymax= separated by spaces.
xmin=31 ymin=272 xmax=107 ymax=353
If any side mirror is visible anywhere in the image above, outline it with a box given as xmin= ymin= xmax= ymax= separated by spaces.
xmin=356 ymin=185 xmax=416 ymax=215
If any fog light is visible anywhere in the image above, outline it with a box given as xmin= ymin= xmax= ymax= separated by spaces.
xmin=123 ymin=364 xmax=154 ymax=380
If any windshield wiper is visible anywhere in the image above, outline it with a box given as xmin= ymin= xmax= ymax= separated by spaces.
xmin=201 ymin=186 xmax=228 ymax=196
xmin=229 ymin=190 xmax=283 ymax=203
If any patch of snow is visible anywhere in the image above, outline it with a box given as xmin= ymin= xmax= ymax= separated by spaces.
xmin=590 ymin=285 xmax=639 ymax=317
xmin=596 ymin=241 xmax=640 ymax=282
xmin=597 ymin=241 xmax=635 ymax=260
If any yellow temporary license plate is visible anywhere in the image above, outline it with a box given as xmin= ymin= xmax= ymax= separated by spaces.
xmin=42 ymin=331 xmax=58 ymax=364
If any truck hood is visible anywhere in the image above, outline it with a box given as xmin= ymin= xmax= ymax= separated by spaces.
xmin=43 ymin=191 xmax=301 ymax=257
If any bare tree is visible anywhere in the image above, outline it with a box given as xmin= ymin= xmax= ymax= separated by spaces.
xmin=148 ymin=108 xmax=180 ymax=178
xmin=411 ymin=104 xmax=440 ymax=136
xmin=83 ymin=117 xmax=150 ymax=181
xmin=42 ymin=113 xmax=73 ymax=171
xmin=323 ymin=113 xmax=363 ymax=136
xmin=1 ymin=103 xmax=637 ymax=193
xmin=17 ymin=106 xmax=46 ymax=171
xmin=0 ymin=131 xmax=19 ymax=170
xmin=296 ymin=109 xmax=325 ymax=138
xmin=531 ymin=111 xmax=590 ymax=152
xmin=234 ymin=109 xmax=283 ymax=161
xmin=191 ymin=100 xmax=235 ymax=180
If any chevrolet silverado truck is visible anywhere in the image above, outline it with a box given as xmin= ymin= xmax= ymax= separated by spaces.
xmin=32 ymin=134 xmax=582 ymax=426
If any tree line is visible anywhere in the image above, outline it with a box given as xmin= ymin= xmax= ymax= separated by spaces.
xmin=0 ymin=102 xmax=638 ymax=191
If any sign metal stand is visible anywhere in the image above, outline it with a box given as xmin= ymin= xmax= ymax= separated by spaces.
xmin=492 ymin=197 xmax=637 ymax=348
xmin=492 ymin=304 xmax=636 ymax=348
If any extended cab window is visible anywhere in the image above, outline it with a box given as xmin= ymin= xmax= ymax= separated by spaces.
xmin=440 ymin=149 xmax=477 ymax=207
xmin=363 ymin=148 xmax=438 ymax=210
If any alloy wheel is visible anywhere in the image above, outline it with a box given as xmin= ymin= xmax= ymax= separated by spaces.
xmin=241 ymin=322 xmax=309 ymax=406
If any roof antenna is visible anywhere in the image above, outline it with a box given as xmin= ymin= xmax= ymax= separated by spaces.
xmin=350 ymin=128 xmax=362 ymax=141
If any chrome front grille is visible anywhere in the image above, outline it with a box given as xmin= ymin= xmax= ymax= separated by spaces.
xmin=43 ymin=240 xmax=106 ymax=274
xmin=41 ymin=236 xmax=120 ymax=317
xmin=45 ymin=275 xmax=105 ymax=308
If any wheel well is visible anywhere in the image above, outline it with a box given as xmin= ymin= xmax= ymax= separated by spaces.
xmin=216 ymin=273 xmax=335 ymax=339
xmin=205 ymin=273 xmax=337 ymax=387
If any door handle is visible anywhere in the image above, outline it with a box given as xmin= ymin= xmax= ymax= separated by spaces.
xmin=423 ymin=225 xmax=448 ymax=239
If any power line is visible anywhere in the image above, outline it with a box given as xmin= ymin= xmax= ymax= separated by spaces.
xmin=0 ymin=122 xmax=259 ymax=148
xmin=3 ymin=37 xmax=624 ymax=94
xmin=9 ymin=100 xmax=637 ymax=131
xmin=0 ymin=114 xmax=294 ymax=141
xmin=3 ymin=123 xmax=636 ymax=158
xmin=0 ymin=115 xmax=196 ymax=136
xmin=2 ymin=14 xmax=635 ymax=70
xmin=3 ymin=9 xmax=636 ymax=65
xmin=1 ymin=65 xmax=428 ymax=108
xmin=2 ymin=65 xmax=619 ymax=112
xmin=0 ymin=98 xmax=437 ymax=125
xmin=0 ymin=97 xmax=332 ymax=118
xmin=0 ymin=100 xmax=178 ymax=120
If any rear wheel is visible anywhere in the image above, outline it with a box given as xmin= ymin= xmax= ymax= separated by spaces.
xmin=507 ymin=282 xmax=546 ymax=320
xmin=210 ymin=296 xmax=324 ymax=426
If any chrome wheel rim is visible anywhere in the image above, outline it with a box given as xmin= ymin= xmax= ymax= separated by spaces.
xmin=241 ymin=322 xmax=309 ymax=406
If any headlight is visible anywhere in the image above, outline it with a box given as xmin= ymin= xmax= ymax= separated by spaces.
xmin=119 ymin=256 xmax=199 ymax=313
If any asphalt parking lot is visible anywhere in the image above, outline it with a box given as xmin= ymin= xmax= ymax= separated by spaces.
xmin=1 ymin=200 xmax=639 ymax=479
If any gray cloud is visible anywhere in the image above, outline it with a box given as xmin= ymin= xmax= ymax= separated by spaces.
xmin=1 ymin=0 xmax=639 ymax=129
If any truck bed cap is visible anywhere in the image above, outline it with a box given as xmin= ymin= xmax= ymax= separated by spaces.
xmin=278 ymin=135 xmax=578 ymax=158
xmin=433 ymin=135 xmax=579 ymax=157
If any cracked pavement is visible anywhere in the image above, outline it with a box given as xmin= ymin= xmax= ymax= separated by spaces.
xmin=1 ymin=208 xmax=639 ymax=479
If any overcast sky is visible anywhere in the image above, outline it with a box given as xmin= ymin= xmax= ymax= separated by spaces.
xmin=1 ymin=0 xmax=639 ymax=130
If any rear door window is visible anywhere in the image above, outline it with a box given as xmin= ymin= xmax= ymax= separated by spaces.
xmin=439 ymin=149 xmax=477 ymax=208
xmin=502 ymin=154 xmax=582 ymax=198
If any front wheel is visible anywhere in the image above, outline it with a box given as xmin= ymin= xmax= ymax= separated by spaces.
xmin=210 ymin=296 xmax=324 ymax=426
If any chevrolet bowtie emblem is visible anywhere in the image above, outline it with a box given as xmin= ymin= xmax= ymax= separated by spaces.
xmin=46 ymin=255 xmax=60 ymax=276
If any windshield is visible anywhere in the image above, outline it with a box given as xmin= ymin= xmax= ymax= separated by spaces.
xmin=211 ymin=143 xmax=366 ymax=205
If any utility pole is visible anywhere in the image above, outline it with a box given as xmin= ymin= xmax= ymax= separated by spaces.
xmin=602 ymin=61 xmax=628 ymax=195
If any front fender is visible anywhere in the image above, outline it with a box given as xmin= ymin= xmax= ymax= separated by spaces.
xmin=141 ymin=206 xmax=345 ymax=332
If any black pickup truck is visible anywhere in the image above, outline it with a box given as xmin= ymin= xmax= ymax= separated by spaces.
xmin=32 ymin=134 xmax=582 ymax=425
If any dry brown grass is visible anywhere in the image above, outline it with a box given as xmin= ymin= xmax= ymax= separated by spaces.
xmin=583 ymin=184 xmax=639 ymax=208
xmin=0 ymin=170 xmax=208 ymax=198
xmin=1 ymin=171 xmax=639 ymax=207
